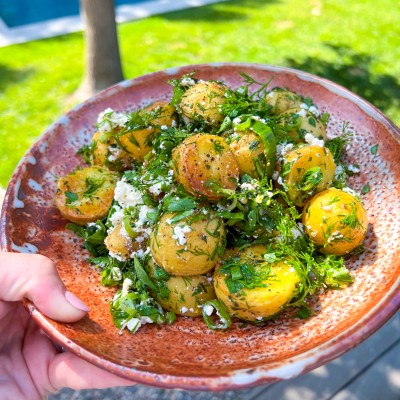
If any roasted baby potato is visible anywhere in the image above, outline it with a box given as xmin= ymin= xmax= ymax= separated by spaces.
xmin=302 ymin=187 xmax=368 ymax=255
xmin=281 ymin=145 xmax=336 ymax=207
xmin=105 ymin=223 xmax=145 ymax=261
xmin=229 ymin=128 xmax=276 ymax=178
xmin=119 ymin=101 xmax=177 ymax=163
xmin=213 ymin=245 xmax=300 ymax=321
xmin=91 ymin=131 xmax=131 ymax=171
xmin=179 ymin=81 xmax=228 ymax=126
xmin=55 ymin=166 xmax=117 ymax=225
xmin=279 ymin=108 xmax=327 ymax=142
xmin=149 ymin=211 xmax=226 ymax=276
xmin=172 ymin=134 xmax=239 ymax=201
xmin=148 ymin=260 xmax=216 ymax=317
xmin=265 ymin=89 xmax=303 ymax=115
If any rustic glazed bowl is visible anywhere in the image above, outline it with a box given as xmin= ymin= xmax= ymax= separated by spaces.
xmin=1 ymin=63 xmax=399 ymax=390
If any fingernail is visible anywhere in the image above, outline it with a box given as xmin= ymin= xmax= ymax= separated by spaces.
xmin=65 ymin=291 xmax=90 ymax=312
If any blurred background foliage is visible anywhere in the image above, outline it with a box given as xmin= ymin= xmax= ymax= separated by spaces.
xmin=0 ymin=0 xmax=399 ymax=187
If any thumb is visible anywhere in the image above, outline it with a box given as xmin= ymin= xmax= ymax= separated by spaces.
xmin=0 ymin=252 xmax=89 ymax=322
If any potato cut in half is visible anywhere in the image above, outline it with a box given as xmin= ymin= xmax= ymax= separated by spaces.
xmin=119 ymin=102 xmax=177 ymax=163
xmin=91 ymin=131 xmax=132 ymax=172
xmin=172 ymin=134 xmax=239 ymax=201
xmin=149 ymin=211 xmax=226 ymax=276
xmin=213 ymin=245 xmax=300 ymax=322
xmin=265 ymin=89 xmax=303 ymax=115
xmin=281 ymin=144 xmax=336 ymax=207
xmin=179 ymin=81 xmax=228 ymax=126
xmin=279 ymin=107 xmax=327 ymax=142
xmin=229 ymin=128 xmax=276 ymax=178
xmin=148 ymin=260 xmax=216 ymax=317
xmin=55 ymin=166 xmax=117 ymax=225
xmin=302 ymin=187 xmax=368 ymax=255
xmin=105 ymin=223 xmax=146 ymax=261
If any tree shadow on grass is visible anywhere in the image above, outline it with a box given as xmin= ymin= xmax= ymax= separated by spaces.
xmin=160 ymin=0 xmax=280 ymax=22
xmin=285 ymin=43 xmax=400 ymax=117
xmin=0 ymin=64 xmax=35 ymax=92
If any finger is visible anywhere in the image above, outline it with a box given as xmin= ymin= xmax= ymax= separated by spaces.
xmin=49 ymin=351 xmax=136 ymax=390
xmin=0 ymin=252 xmax=89 ymax=322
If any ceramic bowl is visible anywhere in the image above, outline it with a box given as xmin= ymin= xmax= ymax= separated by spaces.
xmin=1 ymin=63 xmax=399 ymax=390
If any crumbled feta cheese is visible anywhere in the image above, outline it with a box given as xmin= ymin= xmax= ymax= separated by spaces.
xmin=97 ymin=108 xmax=128 ymax=133
xmin=277 ymin=142 xmax=294 ymax=157
xmin=121 ymin=278 xmax=133 ymax=296
xmin=172 ymin=225 xmax=192 ymax=246
xmin=108 ymin=145 xmax=122 ymax=162
xmin=203 ymin=304 xmax=214 ymax=316
xmin=180 ymin=77 xmax=196 ymax=86
xmin=297 ymin=109 xmax=307 ymax=118
xmin=272 ymin=170 xmax=280 ymax=181
xmin=114 ymin=178 xmax=143 ymax=208
xmin=108 ymin=249 xmax=127 ymax=262
xmin=342 ymin=187 xmax=359 ymax=197
xmin=232 ymin=117 xmax=242 ymax=125
xmin=347 ymin=164 xmax=360 ymax=174
xmin=335 ymin=165 xmax=344 ymax=178
xmin=160 ymin=125 xmax=168 ymax=131
xmin=126 ymin=316 xmax=154 ymax=333
xmin=304 ymin=133 xmax=324 ymax=147
xmin=111 ymin=267 xmax=122 ymax=281
xmin=148 ymin=181 xmax=163 ymax=196
xmin=240 ymin=182 xmax=256 ymax=191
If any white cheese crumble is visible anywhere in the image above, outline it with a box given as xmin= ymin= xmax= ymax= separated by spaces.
xmin=97 ymin=108 xmax=128 ymax=133
xmin=172 ymin=225 xmax=192 ymax=246
xmin=203 ymin=304 xmax=214 ymax=316
xmin=297 ymin=109 xmax=307 ymax=118
xmin=114 ymin=178 xmax=143 ymax=208
xmin=276 ymin=142 xmax=294 ymax=157
xmin=108 ymin=145 xmax=122 ymax=162
xmin=347 ymin=164 xmax=360 ymax=173
xmin=180 ymin=77 xmax=196 ymax=86
xmin=304 ymin=133 xmax=324 ymax=147
xmin=121 ymin=278 xmax=133 ymax=296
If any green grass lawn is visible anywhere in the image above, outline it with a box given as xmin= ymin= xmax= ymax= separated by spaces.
xmin=1 ymin=0 xmax=399 ymax=188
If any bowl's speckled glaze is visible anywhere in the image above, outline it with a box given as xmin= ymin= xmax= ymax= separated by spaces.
xmin=1 ymin=63 xmax=399 ymax=391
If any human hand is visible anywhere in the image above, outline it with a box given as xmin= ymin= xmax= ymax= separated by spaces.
xmin=0 ymin=252 xmax=135 ymax=399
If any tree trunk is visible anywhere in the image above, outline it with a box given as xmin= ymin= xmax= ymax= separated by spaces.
xmin=76 ymin=0 xmax=124 ymax=99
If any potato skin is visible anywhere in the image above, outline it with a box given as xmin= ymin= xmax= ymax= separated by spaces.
xmin=55 ymin=166 xmax=117 ymax=225
xmin=179 ymin=81 xmax=227 ymax=126
xmin=281 ymin=145 xmax=336 ymax=207
xmin=91 ymin=131 xmax=131 ymax=171
xmin=104 ymin=223 xmax=145 ymax=260
xmin=229 ymin=129 xmax=276 ymax=178
xmin=302 ymin=188 xmax=368 ymax=255
xmin=280 ymin=108 xmax=327 ymax=141
xmin=213 ymin=245 xmax=300 ymax=321
xmin=148 ymin=261 xmax=216 ymax=317
xmin=119 ymin=101 xmax=177 ymax=163
xmin=265 ymin=89 xmax=303 ymax=115
xmin=172 ymin=134 xmax=239 ymax=201
xmin=149 ymin=212 xmax=226 ymax=276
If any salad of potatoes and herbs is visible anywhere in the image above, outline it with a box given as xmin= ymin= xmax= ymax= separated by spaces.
xmin=55 ymin=72 xmax=368 ymax=333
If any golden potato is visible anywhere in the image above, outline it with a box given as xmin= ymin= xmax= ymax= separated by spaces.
xmin=148 ymin=261 xmax=216 ymax=317
xmin=149 ymin=211 xmax=226 ymax=276
xmin=279 ymin=108 xmax=327 ymax=141
xmin=105 ymin=223 xmax=145 ymax=261
xmin=179 ymin=81 xmax=228 ymax=126
xmin=55 ymin=166 xmax=117 ymax=225
xmin=172 ymin=134 xmax=239 ymax=201
xmin=91 ymin=131 xmax=131 ymax=171
xmin=229 ymin=128 xmax=276 ymax=178
xmin=302 ymin=187 xmax=368 ymax=255
xmin=281 ymin=145 xmax=336 ymax=207
xmin=265 ymin=89 xmax=303 ymax=115
xmin=119 ymin=101 xmax=177 ymax=163
xmin=213 ymin=245 xmax=300 ymax=321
